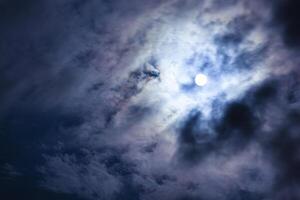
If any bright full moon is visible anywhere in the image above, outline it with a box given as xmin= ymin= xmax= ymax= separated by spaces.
xmin=195 ymin=73 xmax=208 ymax=86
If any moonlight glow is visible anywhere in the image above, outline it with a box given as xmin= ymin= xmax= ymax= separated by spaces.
xmin=195 ymin=74 xmax=208 ymax=86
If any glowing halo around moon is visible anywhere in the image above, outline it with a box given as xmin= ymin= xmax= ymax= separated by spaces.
xmin=195 ymin=73 xmax=208 ymax=86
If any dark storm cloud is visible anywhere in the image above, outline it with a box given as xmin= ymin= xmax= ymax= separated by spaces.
xmin=177 ymin=111 xmax=215 ymax=163
xmin=0 ymin=0 xmax=162 ymax=198
xmin=0 ymin=0 xmax=83 ymax=113
xmin=253 ymin=74 xmax=300 ymax=199
xmin=0 ymin=0 xmax=162 ymax=114
xmin=177 ymin=71 xmax=300 ymax=199
xmin=272 ymin=0 xmax=300 ymax=48
xmin=217 ymin=102 xmax=258 ymax=140
xmin=177 ymin=101 xmax=259 ymax=164
xmin=0 ymin=108 xmax=86 ymax=199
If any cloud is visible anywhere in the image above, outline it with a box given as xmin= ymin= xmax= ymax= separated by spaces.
xmin=272 ymin=0 xmax=300 ymax=48
xmin=1 ymin=0 xmax=300 ymax=200
xmin=39 ymin=152 xmax=122 ymax=200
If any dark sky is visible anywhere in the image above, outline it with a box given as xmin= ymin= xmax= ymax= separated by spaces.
xmin=1 ymin=0 xmax=300 ymax=200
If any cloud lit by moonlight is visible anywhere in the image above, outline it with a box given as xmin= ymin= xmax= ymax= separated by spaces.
xmin=1 ymin=0 xmax=300 ymax=199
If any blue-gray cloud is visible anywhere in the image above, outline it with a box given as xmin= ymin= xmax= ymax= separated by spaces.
xmin=1 ymin=0 xmax=300 ymax=200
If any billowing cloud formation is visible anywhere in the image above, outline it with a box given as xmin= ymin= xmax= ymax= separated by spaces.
xmin=1 ymin=0 xmax=300 ymax=199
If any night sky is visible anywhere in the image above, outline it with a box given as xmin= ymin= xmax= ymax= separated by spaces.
xmin=1 ymin=0 xmax=300 ymax=200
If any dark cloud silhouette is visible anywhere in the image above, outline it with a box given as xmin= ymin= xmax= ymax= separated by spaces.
xmin=177 ymin=111 xmax=216 ymax=163
xmin=177 ymin=101 xmax=258 ymax=163
xmin=273 ymin=0 xmax=300 ymax=47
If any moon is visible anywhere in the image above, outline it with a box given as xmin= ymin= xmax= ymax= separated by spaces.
xmin=195 ymin=73 xmax=208 ymax=86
